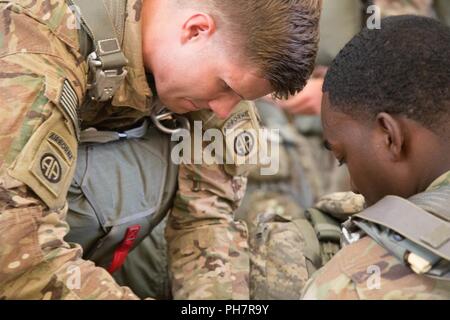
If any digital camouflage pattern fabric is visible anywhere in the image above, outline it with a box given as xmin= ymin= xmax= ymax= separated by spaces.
xmin=166 ymin=163 xmax=249 ymax=300
xmin=302 ymin=171 xmax=450 ymax=300
xmin=0 ymin=0 xmax=249 ymax=300
xmin=246 ymin=191 xmax=313 ymax=300
xmin=314 ymin=191 xmax=366 ymax=221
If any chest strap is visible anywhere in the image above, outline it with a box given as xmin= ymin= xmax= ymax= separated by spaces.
xmin=80 ymin=119 xmax=150 ymax=144
xmin=69 ymin=0 xmax=128 ymax=102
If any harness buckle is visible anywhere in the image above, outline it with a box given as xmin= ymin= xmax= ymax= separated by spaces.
xmin=342 ymin=218 xmax=364 ymax=246
xmin=87 ymin=52 xmax=128 ymax=102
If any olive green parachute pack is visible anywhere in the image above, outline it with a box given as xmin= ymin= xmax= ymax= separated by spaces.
xmin=345 ymin=185 xmax=450 ymax=280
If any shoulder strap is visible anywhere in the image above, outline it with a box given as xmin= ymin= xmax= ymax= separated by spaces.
xmin=355 ymin=195 xmax=450 ymax=261
xmin=353 ymin=189 xmax=450 ymax=279
xmin=102 ymin=0 xmax=127 ymax=45
xmin=68 ymin=0 xmax=128 ymax=102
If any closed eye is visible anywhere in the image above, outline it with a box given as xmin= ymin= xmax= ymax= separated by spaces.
xmin=221 ymin=80 xmax=245 ymax=100
xmin=221 ymin=80 xmax=232 ymax=91
xmin=323 ymin=140 xmax=332 ymax=151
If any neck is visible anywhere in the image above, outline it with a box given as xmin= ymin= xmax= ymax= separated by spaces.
xmin=412 ymin=131 xmax=450 ymax=193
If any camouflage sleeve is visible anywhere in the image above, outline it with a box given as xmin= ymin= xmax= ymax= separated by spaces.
xmin=0 ymin=2 xmax=139 ymax=300
xmin=166 ymin=162 xmax=250 ymax=300
xmin=301 ymin=256 xmax=360 ymax=300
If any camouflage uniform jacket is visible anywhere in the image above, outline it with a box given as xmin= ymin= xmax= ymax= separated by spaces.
xmin=0 ymin=0 xmax=248 ymax=300
xmin=302 ymin=171 xmax=450 ymax=300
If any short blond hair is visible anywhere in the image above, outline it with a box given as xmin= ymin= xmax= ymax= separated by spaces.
xmin=194 ymin=0 xmax=322 ymax=98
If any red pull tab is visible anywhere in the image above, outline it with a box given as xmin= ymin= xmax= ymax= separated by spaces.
xmin=107 ymin=225 xmax=141 ymax=274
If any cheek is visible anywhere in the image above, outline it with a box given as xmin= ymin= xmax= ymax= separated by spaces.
xmin=181 ymin=66 xmax=214 ymax=92
xmin=345 ymin=149 xmax=386 ymax=205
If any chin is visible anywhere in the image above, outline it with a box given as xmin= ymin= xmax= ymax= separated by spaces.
xmin=364 ymin=193 xmax=385 ymax=207
xmin=155 ymin=96 xmax=182 ymax=113
xmin=163 ymin=104 xmax=189 ymax=115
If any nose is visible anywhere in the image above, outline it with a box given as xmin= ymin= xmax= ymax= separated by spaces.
xmin=208 ymin=95 xmax=243 ymax=119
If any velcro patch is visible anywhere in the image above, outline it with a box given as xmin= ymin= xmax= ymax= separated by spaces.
xmin=221 ymin=101 xmax=261 ymax=176
xmin=47 ymin=131 xmax=75 ymax=164
xmin=234 ymin=131 xmax=255 ymax=157
xmin=9 ymin=108 xmax=78 ymax=210
xmin=59 ymin=79 xmax=80 ymax=138
xmin=30 ymin=146 xmax=70 ymax=197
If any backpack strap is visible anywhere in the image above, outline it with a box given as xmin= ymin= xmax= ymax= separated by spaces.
xmin=352 ymin=190 xmax=450 ymax=278
xmin=409 ymin=186 xmax=450 ymax=222
xmin=69 ymin=0 xmax=128 ymax=102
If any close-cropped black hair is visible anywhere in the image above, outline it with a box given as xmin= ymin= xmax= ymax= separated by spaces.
xmin=323 ymin=15 xmax=450 ymax=131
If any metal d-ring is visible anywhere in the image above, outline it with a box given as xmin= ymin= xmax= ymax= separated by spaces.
xmin=150 ymin=109 xmax=191 ymax=135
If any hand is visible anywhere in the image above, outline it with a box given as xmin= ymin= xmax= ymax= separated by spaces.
xmin=314 ymin=192 xmax=366 ymax=221
xmin=277 ymin=77 xmax=324 ymax=115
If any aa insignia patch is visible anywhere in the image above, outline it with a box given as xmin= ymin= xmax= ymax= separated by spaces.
xmin=40 ymin=153 xmax=62 ymax=183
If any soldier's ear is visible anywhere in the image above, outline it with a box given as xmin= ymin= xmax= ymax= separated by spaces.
xmin=375 ymin=112 xmax=405 ymax=162
xmin=181 ymin=13 xmax=216 ymax=44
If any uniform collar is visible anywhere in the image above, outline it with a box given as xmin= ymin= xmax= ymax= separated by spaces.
xmin=426 ymin=170 xmax=450 ymax=192
xmin=111 ymin=0 xmax=153 ymax=112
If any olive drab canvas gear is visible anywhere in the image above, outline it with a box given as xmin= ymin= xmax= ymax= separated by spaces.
xmin=113 ymin=216 xmax=172 ymax=300
xmin=351 ymin=186 xmax=450 ymax=279
xmin=68 ymin=0 xmax=128 ymax=102
xmin=302 ymin=171 xmax=450 ymax=300
xmin=65 ymin=123 xmax=178 ymax=272
xmin=0 ymin=0 xmax=256 ymax=300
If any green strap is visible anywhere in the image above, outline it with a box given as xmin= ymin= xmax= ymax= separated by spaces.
xmin=68 ymin=0 xmax=128 ymax=101
xmin=102 ymin=0 xmax=127 ymax=45
xmin=355 ymin=194 xmax=450 ymax=261
xmin=307 ymin=208 xmax=342 ymax=242
xmin=292 ymin=218 xmax=322 ymax=269
xmin=69 ymin=0 xmax=128 ymax=69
